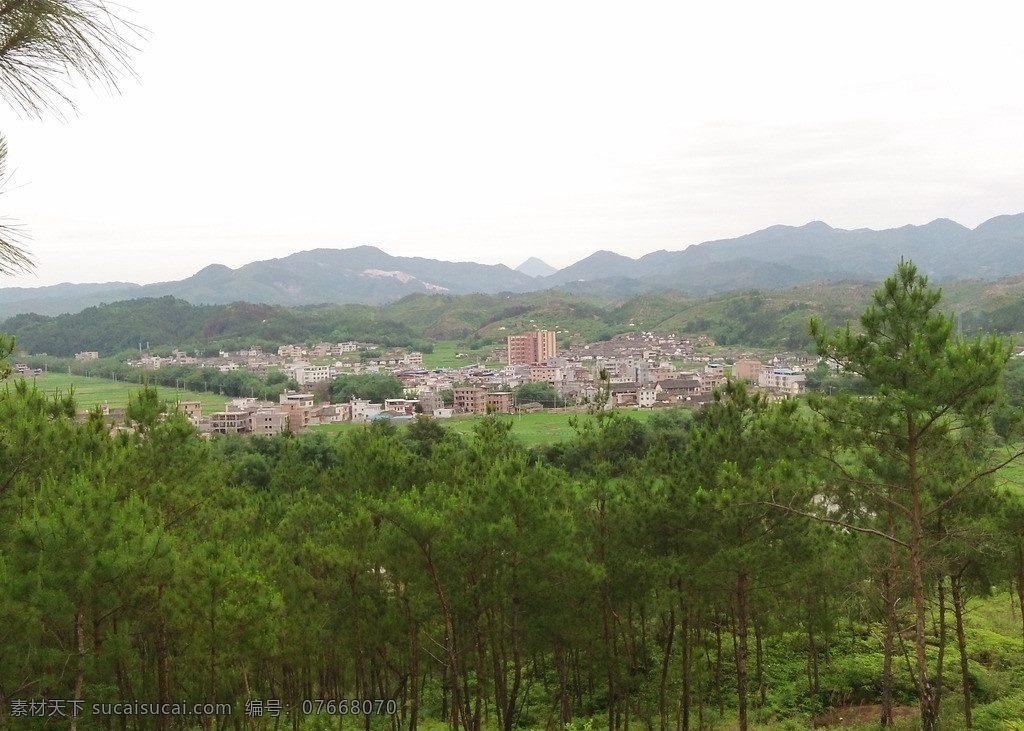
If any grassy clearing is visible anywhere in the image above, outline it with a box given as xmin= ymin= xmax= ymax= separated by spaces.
xmin=312 ymin=408 xmax=661 ymax=447
xmin=446 ymin=409 xmax=660 ymax=447
xmin=421 ymin=341 xmax=501 ymax=370
xmin=8 ymin=373 xmax=230 ymax=413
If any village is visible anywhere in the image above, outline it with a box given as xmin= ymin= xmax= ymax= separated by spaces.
xmin=54 ymin=330 xmax=815 ymax=437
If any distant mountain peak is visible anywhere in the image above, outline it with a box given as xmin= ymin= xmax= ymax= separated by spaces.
xmin=4 ymin=213 xmax=1024 ymax=317
xmin=515 ymin=257 xmax=557 ymax=278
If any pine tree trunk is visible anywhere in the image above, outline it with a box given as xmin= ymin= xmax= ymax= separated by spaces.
xmin=714 ymin=609 xmax=724 ymax=719
xmin=157 ymin=585 xmax=171 ymax=731
xmin=71 ymin=605 xmax=86 ymax=731
xmin=908 ymin=426 xmax=938 ymax=731
xmin=735 ymin=572 xmax=750 ymax=731
xmin=755 ymin=617 xmax=766 ymax=708
xmin=881 ymin=509 xmax=898 ymax=727
xmin=555 ymin=644 xmax=572 ymax=728
xmin=951 ymin=573 xmax=972 ymax=729
xmin=680 ymin=605 xmax=693 ymax=731
xmin=933 ymin=577 xmax=947 ymax=725
xmin=658 ymin=606 xmax=675 ymax=731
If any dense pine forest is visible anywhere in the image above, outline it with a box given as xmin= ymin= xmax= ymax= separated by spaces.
xmin=1 ymin=264 xmax=1024 ymax=731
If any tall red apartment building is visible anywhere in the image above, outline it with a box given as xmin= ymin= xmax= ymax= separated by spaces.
xmin=507 ymin=330 xmax=557 ymax=365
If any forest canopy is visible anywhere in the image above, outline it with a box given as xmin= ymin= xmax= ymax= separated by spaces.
xmin=0 ymin=265 xmax=1022 ymax=731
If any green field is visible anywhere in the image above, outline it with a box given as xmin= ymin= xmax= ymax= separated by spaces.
xmin=313 ymin=408 xmax=662 ymax=447
xmin=420 ymin=341 xmax=503 ymax=370
xmin=7 ymin=373 xmax=231 ymax=413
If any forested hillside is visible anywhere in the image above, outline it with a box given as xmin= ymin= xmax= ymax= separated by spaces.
xmin=6 ymin=275 xmax=1024 ymax=357
xmin=1 ymin=297 xmax=427 ymax=357
xmin=2 ymin=265 xmax=1024 ymax=731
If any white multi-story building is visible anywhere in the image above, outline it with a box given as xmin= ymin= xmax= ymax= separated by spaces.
xmin=293 ymin=364 xmax=332 ymax=386
xmin=758 ymin=367 xmax=806 ymax=395
xmin=350 ymin=398 xmax=383 ymax=423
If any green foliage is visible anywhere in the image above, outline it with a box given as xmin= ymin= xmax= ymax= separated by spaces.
xmin=124 ymin=384 xmax=166 ymax=432
xmin=328 ymin=373 xmax=405 ymax=403
xmin=513 ymin=380 xmax=558 ymax=407
xmin=0 ymin=332 xmax=14 ymax=379
xmin=809 ymin=260 xmax=1022 ymax=731
xmin=972 ymin=691 xmax=1024 ymax=731
xmin=1 ymin=296 xmax=423 ymax=356
xmin=12 ymin=273 xmax=1024 ymax=361
xmin=3 ymin=272 xmax=1024 ymax=731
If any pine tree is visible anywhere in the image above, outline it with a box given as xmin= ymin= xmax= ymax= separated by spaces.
xmin=808 ymin=260 xmax=1022 ymax=731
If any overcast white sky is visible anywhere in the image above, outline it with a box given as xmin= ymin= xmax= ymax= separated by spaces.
xmin=2 ymin=1 xmax=1023 ymax=287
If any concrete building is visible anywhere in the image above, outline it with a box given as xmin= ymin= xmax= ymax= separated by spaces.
xmin=177 ymin=401 xmax=202 ymax=426
xmin=384 ymin=398 xmax=419 ymax=415
xmin=278 ymin=391 xmax=314 ymax=433
xmin=528 ymin=365 xmax=562 ymax=384
xmin=486 ymin=391 xmax=515 ymax=414
xmin=453 ymin=386 xmax=487 ymax=415
xmin=250 ymin=409 xmax=289 ymax=436
xmin=351 ymin=398 xmax=383 ymax=423
xmin=314 ymin=403 xmax=351 ymax=423
xmin=210 ymin=411 xmax=250 ymax=435
xmin=278 ymin=344 xmax=304 ymax=359
xmin=733 ymin=359 xmax=762 ymax=382
xmin=418 ymin=390 xmax=444 ymax=414
xmin=758 ymin=367 xmax=806 ymax=395
xmin=507 ymin=330 xmax=558 ymax=365
xmin=292 ymin=364 xmax=332 ymax=386
xmin=279 ymin=391 xmax=314 ymax=409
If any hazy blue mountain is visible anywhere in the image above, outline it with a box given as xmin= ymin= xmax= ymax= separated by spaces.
xmin=0 ymin=247 xmax=538 ymax=317
xmin=133 ymin=247 xmax=539 ymax=306
xmin=543 ymin=251 xmax=640 ymax=286
xmin=535 ymin=217 xmax=1019 ymax=289
xmin=0 ymin=281 xmax=142 ymax=304
xmin=3 ymin=214 xmax=1024 ymax=317
xmin=515 ymin=257 xmax=557 ymax=278
xmin=0 ymin=282 xmax=143 ymax=317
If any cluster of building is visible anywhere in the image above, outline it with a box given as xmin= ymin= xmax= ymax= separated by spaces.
xmin=186 ymin=391 xmax=445 ymax=437
xmin=115 ymin=343 xmax=384 ymax=377
xmin=76 ymin=329 xmax=812 ymax=437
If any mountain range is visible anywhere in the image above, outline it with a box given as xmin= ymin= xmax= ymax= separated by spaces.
xmin=3 ymin=213 xmax=1024 ymax=317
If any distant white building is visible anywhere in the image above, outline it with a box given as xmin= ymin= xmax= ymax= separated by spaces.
xmin=293 ymin=364 xmax=332 ymax=386
xmin=350 ymin=398 xmax=383 ymax=423
xmin=758 ymin=367 xmax=805 ymax=395
xmin=278 ymin=344 xmax=305 ymax=359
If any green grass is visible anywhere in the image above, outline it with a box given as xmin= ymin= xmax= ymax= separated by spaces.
xmin=8 ymin=373 xmax=231 ymax=413
xmin=421 ymin=341 xmax=502 ymax=370
xmin=312 ymin=408 xmax=661 ymax=447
